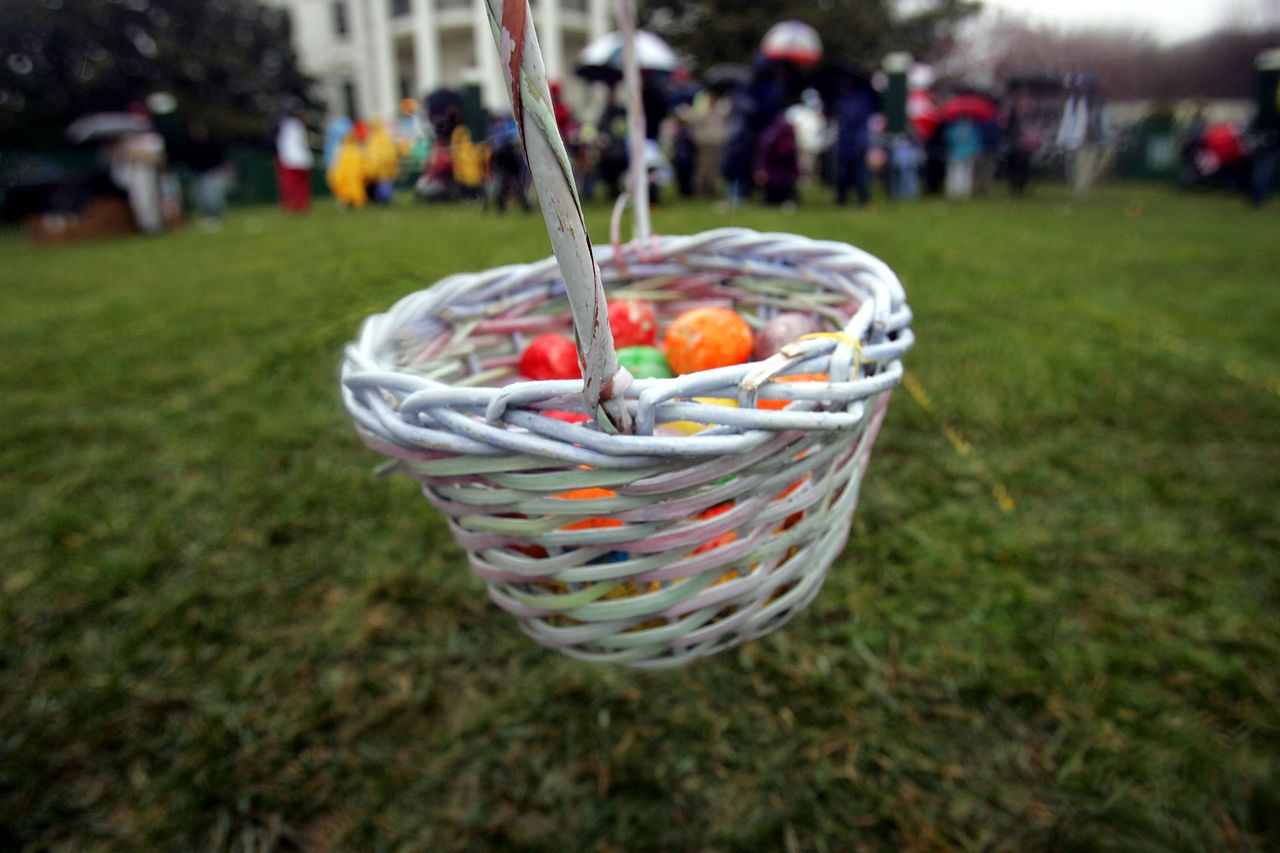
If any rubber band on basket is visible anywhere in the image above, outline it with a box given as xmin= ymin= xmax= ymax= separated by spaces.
xmin=798 ymin=332 xmax=866 ymax=373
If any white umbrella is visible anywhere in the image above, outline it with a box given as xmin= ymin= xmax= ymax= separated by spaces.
xmin=760 ymin=21 xmax=823 ymax=66
xmin=575 ymin=30 xmax=678 ymax=81
xmin=66 ymin=112 xmax=152 ymax=144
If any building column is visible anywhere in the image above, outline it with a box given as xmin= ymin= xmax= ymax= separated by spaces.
xmin=588 ymin=0 xmax=609 ymax=40
xmin=411 ymin=0 xmax=440 ymax=96
xmin=538 ymin=0 xmax=563 ymax=84
xmin=471 ymin=0 xmax=504 ymax=110
xmin=342 ymin=0 xmax=374 ymax=120
xmin=364 ymin=0 xmax=399 ymax=120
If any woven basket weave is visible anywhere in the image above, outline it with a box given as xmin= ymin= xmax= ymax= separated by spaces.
xmin=339 ymin=0 xmax=913 ymax=668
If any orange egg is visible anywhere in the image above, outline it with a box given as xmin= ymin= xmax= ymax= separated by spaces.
xmin=757 ymin=373 xmax=829 ymax=410
xmin=663 ymin=307 xmax=754 ymax=375
xmin=555 ymin=486 xmax=624 ymax=530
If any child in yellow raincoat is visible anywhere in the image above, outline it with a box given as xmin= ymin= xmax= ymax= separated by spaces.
xmin=451 ymin=125 xmax=485 ymax=196
xmin=328 ymin=130 xmax=367 ymax=208
xmin=364 ymin=120 xmax=399 ymax=203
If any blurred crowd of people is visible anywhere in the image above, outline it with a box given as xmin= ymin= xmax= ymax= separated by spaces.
xmin=34 ymin=31 xmax=1273 ymax=243
xmin=306 ymin=60 xmax=1128 ymax=219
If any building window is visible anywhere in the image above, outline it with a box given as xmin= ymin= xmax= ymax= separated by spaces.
xmin=390 ymin=0 xmax=411 ymax=16
xmin=332 ymin=1 xmax=349 ymax=38
xmin=342 ymin=79 xmax=358 ymax=119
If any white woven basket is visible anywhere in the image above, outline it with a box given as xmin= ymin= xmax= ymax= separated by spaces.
xmin=340 ymin=0 xmax=913 ymax=667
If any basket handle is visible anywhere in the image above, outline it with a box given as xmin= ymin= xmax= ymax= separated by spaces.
xmin=485 ymin=0 xmax=632 ymax=434
xmin=618 ymin=0 xmax=651 ymax=246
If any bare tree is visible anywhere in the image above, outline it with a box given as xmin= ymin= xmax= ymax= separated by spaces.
xmin=940 ymin=11 xmax=1280 ymax=99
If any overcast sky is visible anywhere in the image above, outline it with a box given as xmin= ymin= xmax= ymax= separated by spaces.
xmin=980 ymin=0 xmax=1266 ymax=43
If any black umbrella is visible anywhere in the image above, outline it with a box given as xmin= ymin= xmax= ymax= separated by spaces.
xmin=704 ymin=63 xmax=752 ymax=93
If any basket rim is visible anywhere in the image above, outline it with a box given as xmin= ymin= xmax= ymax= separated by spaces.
xmin=341 ymin=228 xmax=913 ymax=459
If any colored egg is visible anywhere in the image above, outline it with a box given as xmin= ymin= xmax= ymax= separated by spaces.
xmin=663 ymin=307 xmax=754 ymax=375
xmin=658 ymin=397 xmax=738 ymax=435
xmin=608 ymin=299 xmax=658 ymax=348
xmin=772 ymin=479 xmax=809 ymax=532
xmin=775 ymin=478 xmax=808 ymax=501
xmin=544 ymin=409 xmax=590 ymax=423
xmin=556 ymin=487 xmax=615 ymax=500
xmin=603 ymin=577 xmax=663 ymax=600
xmin=588 ymin=550 xmax=630 ymax=565
xmin=757 ymin=373 xmax=830 ymax=410
xmin=754 ymin=312 xmax=821 ymax=360
xmin=617 ymin=345 xmax=673 ymax=379
xmin=555 ymin=486 xmax=624 ymax=530
xmin=692 ymin=502 xmax=737 ymax=556
xmin=519 ymin=333 xmax=581 ymax=380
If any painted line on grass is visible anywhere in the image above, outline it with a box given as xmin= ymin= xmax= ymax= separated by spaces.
xmin=901 ymin=371 xmax=1015 ymax=514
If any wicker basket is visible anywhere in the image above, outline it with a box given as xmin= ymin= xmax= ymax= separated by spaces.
xmin=339 ymin=0 xmax=913 ymax=668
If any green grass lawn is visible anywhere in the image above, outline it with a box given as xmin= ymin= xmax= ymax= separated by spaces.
xmin=2 ymin=184 xmax=1278 ymax=850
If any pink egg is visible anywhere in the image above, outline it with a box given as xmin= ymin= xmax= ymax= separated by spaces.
xmin=753 ymin=313 xmax=821 ymax=360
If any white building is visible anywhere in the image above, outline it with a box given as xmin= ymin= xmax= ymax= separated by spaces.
xmin=270 ymin=0 xmax=613 ymax=121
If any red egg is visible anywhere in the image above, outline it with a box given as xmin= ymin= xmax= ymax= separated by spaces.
xmin=544 ymin=409 xmax=590 ymax=423
xmin=692 ymin=502 xmax=737 ymax=554
xmin=608 ymin=299 xmax=658 ymax=349
xmin=519 ymin=334 xmax=581 ymax=380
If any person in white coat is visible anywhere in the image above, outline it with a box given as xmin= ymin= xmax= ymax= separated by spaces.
xmin=274 ymin=107 xmax=314 ymax=213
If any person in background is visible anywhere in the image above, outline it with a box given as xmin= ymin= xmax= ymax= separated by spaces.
xmin=832 ymin=81 xmax=876 ymax=206
xmin=754 ymin=112 xmax=799 ymax=206
xmin=324 ymin=115 xmax=354 ymax=174
xmin=184 ymin=120 xmax=230 ymax=227
xmin=721 ymin=76 xmax=766 ymax=204
xmin=689 ymin=90 xmax=729 ymax=198
xmin=976 ymin=114 xmax=1001 ymax=195
xmin=643 ymin=137 xmax=674 ymax=206
xmin=888 ymin=134 xmax=922 ymax=199
xmin=596 ymin=88 xmax=630 ymax=199
xmin=328 ymin=126 xmax=367 ymax=209
xmin=274 ymin=104 xmax=313 ymax=213
xmin=1249 ymin=56 xmax=1279 ymax=206
xmin=944 ymin=117 xmax=981 ymax=199
xmin=573 ymin=118 xmax=598 ymax=200
xmin=550 ymin=81 xmax=577 ymax=142
xmin=1003 ymin=88 xmax=1036 ymax=195
xmin=450 ymin=124 xmax=486 ymax=200
xmin=670 ymin=109 xmax=696 ymax=199
xmin=1058 ymin=79 xmax=1101 ymax=199
xmin=786 ymin=88 xmax=828 ymax=186
xmin=488 ymin=112 xmax=531 ymax=213
xmin=364 ymin=120 xmax=398 ymax=203
xmin=642 ymin=76 xmax=670 ymax=142
xmin=109 ymin=103 xmax=167 ymax=234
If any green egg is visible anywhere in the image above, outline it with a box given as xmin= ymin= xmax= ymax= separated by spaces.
xmin=617 ymin=345 xmax=674 ymax=379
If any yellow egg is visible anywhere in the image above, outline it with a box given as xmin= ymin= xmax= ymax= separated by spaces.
xmin=658 ymin=397 xmax=738 ymax=435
